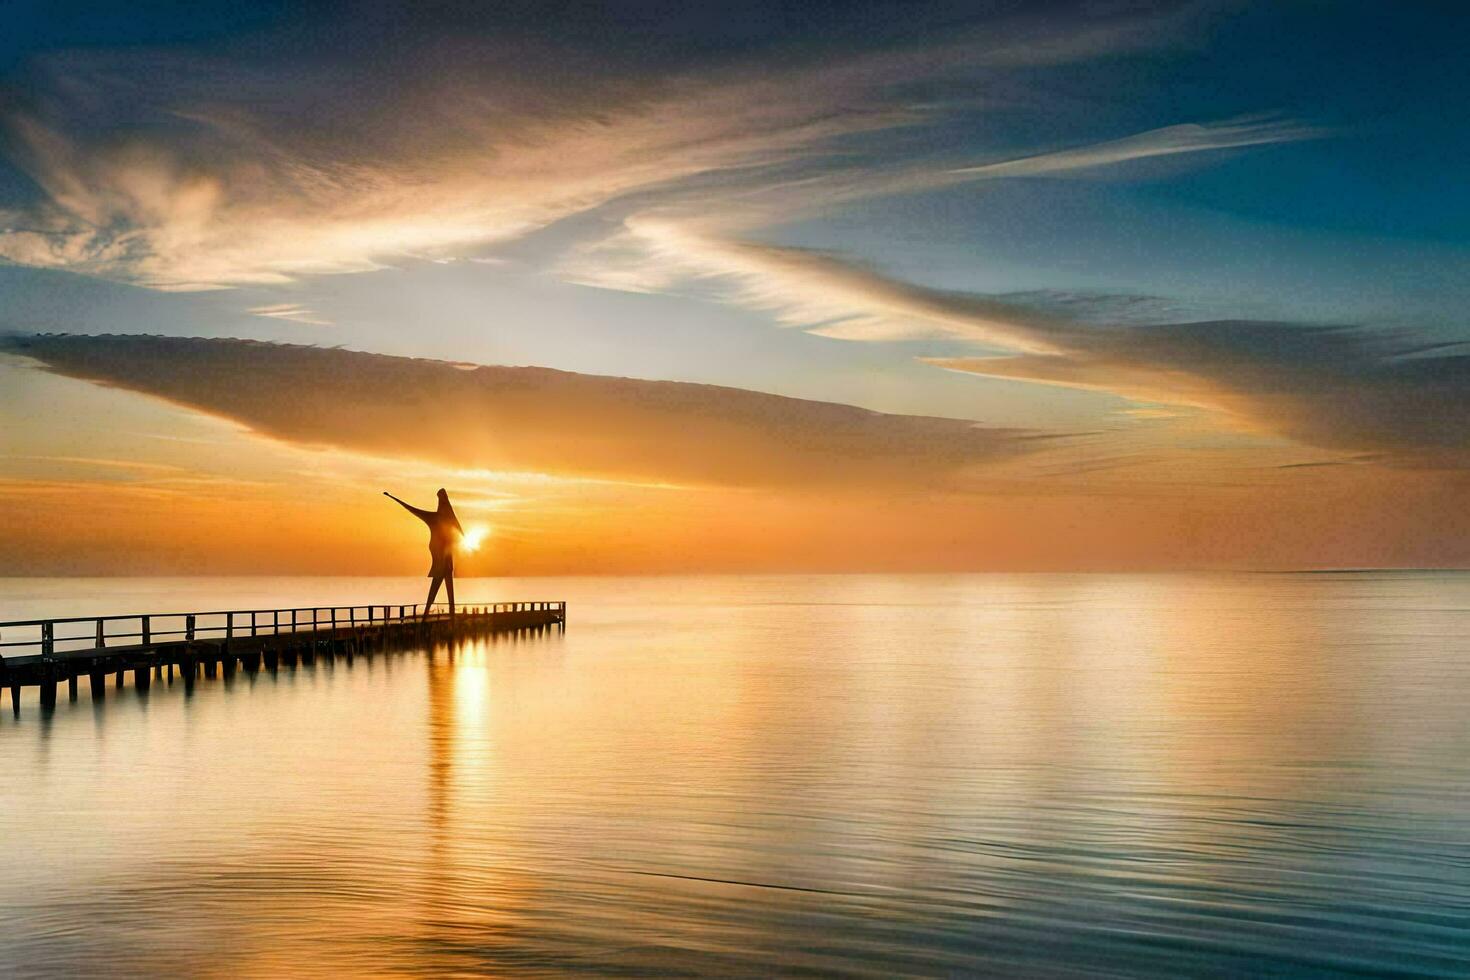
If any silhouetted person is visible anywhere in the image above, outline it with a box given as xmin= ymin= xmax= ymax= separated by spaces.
xmin=385 ymin=488 xmax=463 ymax=617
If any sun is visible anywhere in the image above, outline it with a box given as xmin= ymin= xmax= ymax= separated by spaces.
xmin=459 ymin=524 xmax=491 ymax=553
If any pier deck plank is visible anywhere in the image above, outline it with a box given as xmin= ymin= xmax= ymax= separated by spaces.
xmin=0 ymin=602 xmax=566 ymax=712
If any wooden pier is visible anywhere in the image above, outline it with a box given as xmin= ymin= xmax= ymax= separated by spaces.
xmin=0 ymin=601 xmax=566 ymax=715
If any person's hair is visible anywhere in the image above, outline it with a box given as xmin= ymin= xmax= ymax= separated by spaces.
xmin=437 ymin=487 xmax=447 ymax=496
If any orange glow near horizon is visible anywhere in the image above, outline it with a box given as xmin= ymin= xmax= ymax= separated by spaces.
xmin=3 ymin=353 xmax=1470 ymax=576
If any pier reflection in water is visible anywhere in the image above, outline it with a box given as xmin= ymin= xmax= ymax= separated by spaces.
xmin=1 ymin=573 xmax=1468 ymax=977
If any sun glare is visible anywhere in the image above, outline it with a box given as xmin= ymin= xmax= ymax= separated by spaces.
xmin=460 ymin=524 xmax=490 ymax=552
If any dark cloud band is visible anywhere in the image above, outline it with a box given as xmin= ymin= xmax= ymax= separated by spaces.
xmin=2 ymin=333 xmax=1040 ymax=488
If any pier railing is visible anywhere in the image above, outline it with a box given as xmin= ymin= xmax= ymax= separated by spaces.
xmin=0 ymin=601 xmax=568 ymax=660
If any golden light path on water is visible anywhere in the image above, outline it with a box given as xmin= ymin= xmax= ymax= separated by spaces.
xmin=1 ymin=573 xmax=1468 ymax=977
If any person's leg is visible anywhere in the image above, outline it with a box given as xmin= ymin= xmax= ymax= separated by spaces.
xmin=445 ymin=571 xmax=456 ymax=618
xmin=424 ymin=575 xmax=443 ymax=616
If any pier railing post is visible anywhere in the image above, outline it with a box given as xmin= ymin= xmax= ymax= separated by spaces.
xmin=186 ymin=614 xmax=196 ymax=643
xmin=226 ymin=612 xmax=234 ymax=641
xmin=96 ymin=618 xmax=105 ymax=650
xmin=42 ymin=621 xmax=54 ymax=659
xmin=142 ymin=615 xmax=151 ymax=646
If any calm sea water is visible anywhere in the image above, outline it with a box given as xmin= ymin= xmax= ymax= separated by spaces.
xmin=1 ymin=573 xmax=1468 ymax=978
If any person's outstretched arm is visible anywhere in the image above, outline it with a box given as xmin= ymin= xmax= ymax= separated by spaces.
xmin=384 ymin=492 xmax=435 ymax=524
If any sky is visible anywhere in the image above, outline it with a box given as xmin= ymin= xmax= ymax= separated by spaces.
xmin=1 ymin=0 xmax=1467 ymax=574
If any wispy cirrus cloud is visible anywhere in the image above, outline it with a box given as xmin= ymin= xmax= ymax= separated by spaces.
xmin=948 ymin=116 xmax=1319 ymax=179
xmin=568 ymin=221 xmax=1470 ymax=466
xmin=565 ymin=216 xmax=1084 ymax=350
xmin=556 ymin=110 xmax=1320 ymax=309
xmin=246 ymin=303 xmax=331 ymax=326
xmin=0 ymin=1 xmax=1288 ymax=293
xmin=928 ymin=324 xmax=1470 ymax=467
xmin=0 ymin=52 xmax=896 ymax=289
